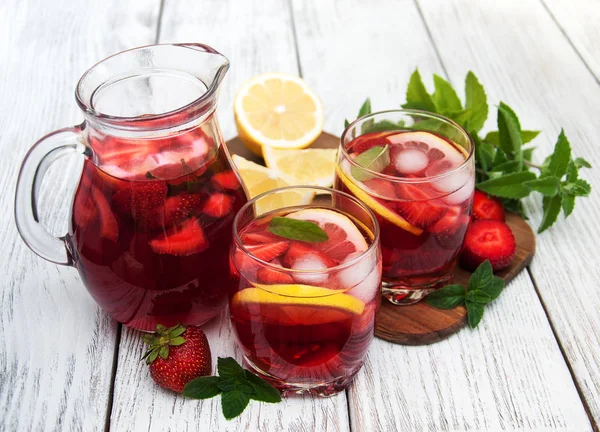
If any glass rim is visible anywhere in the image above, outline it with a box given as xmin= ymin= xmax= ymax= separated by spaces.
xmin=339 ymin=108 xmax=475 ymax=183
xmin=232 ymin=185 xmax=380 ymax=277
xmin=75 ymin=43 xmax=229 ymax=127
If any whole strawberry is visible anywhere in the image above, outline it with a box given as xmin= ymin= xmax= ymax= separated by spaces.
xmin=142 ymin=324 xmax=212 ymax=393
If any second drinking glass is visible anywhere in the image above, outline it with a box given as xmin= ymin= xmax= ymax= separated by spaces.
xmin=335 ymin=109 xmax=475 ymax=305
xmin=229 ymin=186 xmax=381 ymax=396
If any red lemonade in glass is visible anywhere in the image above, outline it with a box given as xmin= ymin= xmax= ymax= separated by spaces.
xmin=229 ymin=187 xmax=381 ymax=396
xmin=70 ymin=125 xmax=246 ymax=331
xmin=335 ymin=111 xmax=474 ymax=304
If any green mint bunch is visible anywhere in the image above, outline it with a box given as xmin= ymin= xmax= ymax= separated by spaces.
xmin=426 ymin=261 xmax=504 ymax=328
xmin=183 ymin=357 xmax=281 ymax=420
xmin=344 ymin=70 xmax=592 ymax=232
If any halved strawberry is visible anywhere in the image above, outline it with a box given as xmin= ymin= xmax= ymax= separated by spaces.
xmin=211 ymin=171 xmax=241 ymax=191
xmin=241 ymin=231 xmax=280 ymax=245
xmin=149 ymin=218 xmax=208 ymax=256
xmin=91 ymin=187 xmax=119 ymax=241
xmin=202 ymin=193 xmax=234 ymax=218
xmin=282 ymin=241 xmax=336 ymax=269
xmin=460 ymin=220 xmax=516 ymax=271
xmin=472 ymin=190 xmax=505 ymax=221
xmin=244 ymin=241 xmax=290 ymax=262
xmin=394 ymin=184 xmax=446 ymax=229
xmin=112 ymin=182 xmax=167 ymax=222
xmin=257 ymin=267 xmax=294 ymax=284
xmin=158 ymin=194 xmax=202 ymax=228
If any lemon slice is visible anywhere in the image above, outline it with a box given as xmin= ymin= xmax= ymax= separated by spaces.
xmin=234 ymin=73 xmax=324 ymax=156
xmin=335 ymin=163 xmax=423 ymax=236
xmin=233 ymin=284 xmax=365 ymax=316
xmin=263 ymin=147 xmax=337 ymax=187
xmin=232 ymin=154 xmax=313 ymax=215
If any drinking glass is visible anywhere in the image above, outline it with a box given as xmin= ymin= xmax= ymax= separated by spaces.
xmin=229 ymin=186 xmax=381 ymax=396
xmin=334 ymin=109 xmax=474 ymax=305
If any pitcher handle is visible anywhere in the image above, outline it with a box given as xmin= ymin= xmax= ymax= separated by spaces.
xmin=15 ymin=125 xmax=86 ymax=266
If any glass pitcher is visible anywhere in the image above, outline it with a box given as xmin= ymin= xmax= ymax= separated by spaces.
xmin=15 ymin=44 xmax=247 ymax=331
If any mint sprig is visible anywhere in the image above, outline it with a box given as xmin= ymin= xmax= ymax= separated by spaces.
xmin=268 ymin=217 xmax=328 ymax=242
xmin=345 ymin=69 xmax=592 ymax=232
xmin=183 ymin=357 xmax=282 ymax=420
xmin=426 ymin=261 xmax=504 ymax=328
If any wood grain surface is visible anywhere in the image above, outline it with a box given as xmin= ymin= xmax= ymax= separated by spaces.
xmin=2 ymin=0 xmax=599 ymax=431
xmin=0 ymin=0 xmax=160 ymax=431
xmin=418 ymin=0 xmax=600 ymax=427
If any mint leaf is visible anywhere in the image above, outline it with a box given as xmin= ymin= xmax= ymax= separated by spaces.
xmin=542 ymin=129 xmax=571 ymax=179
xmin=425 ymin=284 xmax=465 ymax=309
xmin=497 ymin=102 xmax=523 ymax=169
xmin=563 ymin=179 xmax=591 ymax=196
xmin=477 ymin=171 xmax=536 ymax=198
xmin=217 ymin=357 xmax=245 ymax=380
xmin=358 ymin=98 xmax=372 ymax=118
xmin=244 ymin=371 xmax=281 ymax=403
xmin=221 ymin=389 xmax=250 ymax=420
xmin=523 ymin=146 xmax=536 ymax=162
xmin=465 ymin=290 xmax=493 ymax=304
xmin=562 ymin=193 xmax=575 ymax=218
xmin=489 ymin=160 xmax=521 ymax=173
xmin=344 ymin=119 xmax=350 ymax=128
xmin=362 ymin=120 xmax=402 ymax=134
xmin=402 ymin=69 xmax=436 ymax=112
xmin=466 ymin=301 xmax=485 ymax=328
xmin=473 ymin=134 xmax=496 ymax=174
xmin=433 ymin=74 xmax=462 ymax=114
xmin=268 ymin=217 xmax=328 ymax=243
xmin=467 ymin=260 xmax=494 ymax=292
xmin=524 ymin=177 xmax=560 ymax=196
xmin=184 ymin=376 xmax=223 ymax=399
xmin=566 ymin=161 xmax=578 ymax=182
xmin=464 ymin=71 xmax=488 ymax=132
xmin=484 ymin=130 xmax=539 ymax=147
xmin=351 ymin=145 xmax=390 ymax=181
xmin=218 ymin=378 xmax=240 ymax=392
xmin=538 ymin=195 xmax=563 ymax=233
xmin=574 ymin=157 xmax=592 ymax=169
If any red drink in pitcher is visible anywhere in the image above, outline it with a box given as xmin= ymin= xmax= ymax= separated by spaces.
xmin=70 ymin=126 xmax=246 ymax=331
xmin=229 ymin=187 xmax=381 ymax=396
xmin=335 ymin=111 xmax=474 ymax=304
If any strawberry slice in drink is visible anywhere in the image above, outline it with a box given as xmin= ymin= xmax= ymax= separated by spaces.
xmin=202 ymin=193 xmax=234 ymax=218
xmin=394 ymin=183 xmax=446 ymax=229
xmin=157 ymin=194 xmax=203 ymax=228
xmin=149 ymin=218 xmax=209 ymax=256
xmin=112 ymin=182 xmax=167 ymax=223
xmin=212 ymin=170 xmax=241 ymax=191
xmin=91 ymin=186 xmax=119 ymax=241
xmin=233 ymin=240 xmax=290 ymax=278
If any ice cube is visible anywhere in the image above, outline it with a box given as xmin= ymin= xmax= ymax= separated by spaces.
xmin=432 ymin=169 xmax=471 ymax=193
xmin=392 ymin=148 xmax=429 ymax=174
xmin=443 ymin=178 xmax=475 ymax=205
xmin=347 ymin=267 xmax=381 ymax=303
xmin=338 ymin=252 xmax=374 ymax=289
xmin=292 ymin=256 xmax=329 ymax=285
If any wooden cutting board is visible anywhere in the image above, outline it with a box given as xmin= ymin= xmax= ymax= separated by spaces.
xmin=227 ymin=132 xmax=536 ymax=346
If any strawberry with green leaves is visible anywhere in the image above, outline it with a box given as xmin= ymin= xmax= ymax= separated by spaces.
xmin=143 ymin=324 xmax=212 ymax=393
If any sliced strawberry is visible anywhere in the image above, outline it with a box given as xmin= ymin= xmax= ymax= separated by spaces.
xmin=212 ymin=170 xmax=241 ymax=191
xmin=241 ymin=231 xmax=280 ymax=245
xmin=157 ymin=194 xmax=203 ymax=228
xmin=257 ymin=267 xmax=294 ymax=284
xmin=282 ymin=241 xmax=336 ymax=269
xmin=244 ymin=241 xmax=290 ymax=262
xmin=91 ymin=187 xmax=119 ymax=241
xmin=394 ymin=184 xmax=446 ymax=229
xmin=202 ymin=193 xmax=234 ymax=218
xmin=149 ymin=218 xmax=208 ymax=256
xmin=472 ymin=190 xmax=505 ymax=221
xmin=112 ymin=182 xmax=167 ymax=222
xmin=361 ymin=178 xmax=396 ymax=199
xmin=460 ymin=220 xmax=516 ymax=271
xmin=430 ymin=206 xmax=470 ymax=250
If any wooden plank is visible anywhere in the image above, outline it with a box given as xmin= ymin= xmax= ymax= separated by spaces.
xmin=0 ymin=0 xmax=161 ymax=431
xmin=291 ymin=0 xmax=592 ymax=429
xmin=109 ymin=1 xmax=350 ymax=431
xmin=543 ymin=0 xmax=600 ymax=81
xmin=417 ymin=0 xmax=600 ymax=428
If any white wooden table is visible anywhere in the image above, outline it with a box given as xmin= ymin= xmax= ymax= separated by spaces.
xmin=2 ymin=0 xmax=599 ymax=430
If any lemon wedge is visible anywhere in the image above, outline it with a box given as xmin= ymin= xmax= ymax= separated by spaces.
xmin=234 ymin=73 xmax=324 ymax=156
xmin=231 ymin=154 xmax=313 ymax=215
xmin=232 ymin=284 xmax=365 ymax=316
xmin=263 ymin=147 xmax=337 ymax=187
xmin=335 ymin=164 xmax=423 ymax=236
